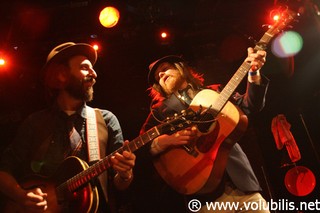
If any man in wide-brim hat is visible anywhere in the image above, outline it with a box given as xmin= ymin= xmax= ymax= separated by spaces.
xmin=0 ymin=42 xmax=136 ymax=213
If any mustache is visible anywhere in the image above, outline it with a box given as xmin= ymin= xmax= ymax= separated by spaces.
xmin=83 ymin=76 xmax=96 ymax=84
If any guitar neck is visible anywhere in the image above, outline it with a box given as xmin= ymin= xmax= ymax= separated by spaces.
xmin=58 ymin=111 xmax=195 ymax=193
xmin=215 ymin=61 xmax=251 ymax=114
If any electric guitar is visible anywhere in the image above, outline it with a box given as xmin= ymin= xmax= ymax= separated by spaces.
xmin=3 ymin=110 xmax=199 ymax=213
xmin=153 ymin=9 xmax=297 ymax=195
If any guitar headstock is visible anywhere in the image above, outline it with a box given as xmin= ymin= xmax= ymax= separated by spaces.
xmin=255 ymin=8 xmax=299 ymax=51
xmin=267 ymin=8 xmax=298 ymax=38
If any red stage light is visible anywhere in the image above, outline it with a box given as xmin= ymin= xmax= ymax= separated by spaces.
xmin=269 ymin=8 xmax=283 ymax=23
xmin=92 ymin=44 xmax=99 ymax=51
xmin=273 ymin=14 xmax=280 ymax=21
xmin=0 ymin=55 xmax=9 ymax=71
xmin=0 ymin=51 xmax=14 ymax=72
xmin=161 ymin=32 xmax=168 ymax=39
xmin=158 ymin=30 xmax=172 ymax=45
xmin=0 ymin=58 xmax=5 ymax=66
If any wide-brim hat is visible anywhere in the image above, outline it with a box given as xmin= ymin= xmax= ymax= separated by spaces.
xmin=43 ymin=42 xmax=97 ymax=73
xmin=148 ymin=55 xmax=185 ymax=85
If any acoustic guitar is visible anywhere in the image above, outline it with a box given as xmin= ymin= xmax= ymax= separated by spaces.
xmin=3 ymin=110 xmax=199 ymax=213
xmin=153 ymin=9 xmax=297 ymax=195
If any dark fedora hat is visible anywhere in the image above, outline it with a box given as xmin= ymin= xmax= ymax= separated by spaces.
xmin=43 ymin=42 xmax=97 ymax=72
xmin=148 ymin=55 xmax=185 ymax=85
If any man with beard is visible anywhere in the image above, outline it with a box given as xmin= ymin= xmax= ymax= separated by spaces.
xmin=0 ymin=42 xmax=135 ymax=213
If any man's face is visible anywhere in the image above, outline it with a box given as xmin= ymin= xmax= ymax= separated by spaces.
xmin=65 ymin=55 xmax=97 ymax=102
xmin=154 ymin=62 xmax=187 ymax=95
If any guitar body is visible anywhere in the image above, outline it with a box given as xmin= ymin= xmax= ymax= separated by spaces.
xmin=3 ymin=156 xmax=99 ymax=213
xmin=153 ymin=89 xmax=248 ymax=195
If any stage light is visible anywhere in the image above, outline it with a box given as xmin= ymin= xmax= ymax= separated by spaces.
xmin=158 ymin=29 xmax=172 ymax=45
xmin=0 ymin=53 xmax=8 ymax=67
xmin=0 ymin=55 xmax=9 ymax=72
xmin=99 ymin=6 xmax=120 ymax=28
xmin=90 ymin=42 xmax=101 ymax=52
xmin=273 ymin=14 xmax=280 ymax=21
xmin=161 ymin=32 xmax=168 ymax=39
xmin=0 ymin=58 xmax=5 ymax=66
xmin=269 ymin=9 xmax=282 ymax=23
xmin=92 ymin=44 xmax=99 ymax=51
xmin=0 ymin=51 xmax=14 ymax=72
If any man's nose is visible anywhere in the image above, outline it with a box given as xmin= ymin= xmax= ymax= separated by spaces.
xmin=89 ymin=68 xmax=97 ymax=78
xmin=158 ymin=71 xmax=165 ymax=79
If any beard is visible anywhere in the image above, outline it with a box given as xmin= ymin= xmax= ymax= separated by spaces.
xmin=162 ymin=76 xmax=186 ymax=95
xmin=65 ymin=74 xmax=94 ymax=102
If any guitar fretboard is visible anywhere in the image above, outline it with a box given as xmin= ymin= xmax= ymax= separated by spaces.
xmin=56 ymin=111 xmax=195 ymax=194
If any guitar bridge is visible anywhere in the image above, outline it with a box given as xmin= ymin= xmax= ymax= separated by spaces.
xmin=182 ymin=145 xmax=199 ymax=157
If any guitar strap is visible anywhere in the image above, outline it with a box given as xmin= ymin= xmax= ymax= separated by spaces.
xmin=86 ymin=106 xmax=110 ymax=205
xmin=86 ymin=106 xmax=101 ymax=162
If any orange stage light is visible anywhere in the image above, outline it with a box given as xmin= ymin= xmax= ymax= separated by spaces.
xmin=99 ymin=6 xmax=120 ymax=28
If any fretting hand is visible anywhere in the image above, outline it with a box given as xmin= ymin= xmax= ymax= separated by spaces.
xmin=245 ymin=47 xmax=267 ymax=71
xmin=111 ymin=140 xmax=136 ymax=180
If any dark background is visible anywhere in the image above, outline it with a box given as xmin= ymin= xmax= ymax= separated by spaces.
xmin=1 ymin=0 xmax=320 ymax=212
